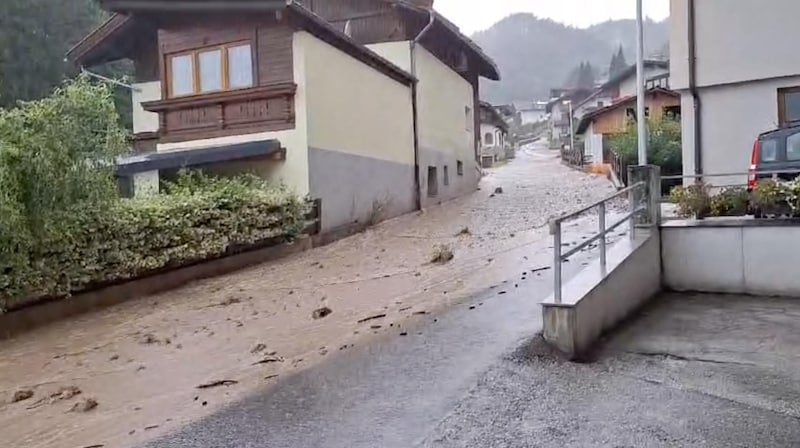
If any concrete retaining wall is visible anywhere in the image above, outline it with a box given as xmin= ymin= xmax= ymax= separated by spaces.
xmin=663 ymin=219 xmax=800 ymax=296
xmin=542 ymin=231 xmax=662 ymax=359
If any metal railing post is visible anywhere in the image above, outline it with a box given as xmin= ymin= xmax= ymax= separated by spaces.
xmin=552 ymin=220 xmax=562 ymax=304
xmin=628 ymin=186 xmax=636 ymax=242
xmin=598 ymin=202 xmax=607 ymax=274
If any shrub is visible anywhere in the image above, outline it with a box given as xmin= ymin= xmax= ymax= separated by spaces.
xmin=710 ymin=187 xmax=750 ymax=217
xmin=0 ymin=174 xmax=309 ymax=312
xmin=0 ymin=80 xmax=309 ymax=312
xmin=669 ymin=183 xmax=711 ymax=218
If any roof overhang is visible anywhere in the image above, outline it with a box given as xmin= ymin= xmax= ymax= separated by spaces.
xmin=116 ymin=139 xmax=284 ymax=176
xmin=68 ymin=1 xmax=414 ymax=86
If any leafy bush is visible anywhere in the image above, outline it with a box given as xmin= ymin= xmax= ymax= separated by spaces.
xmin=610 ymin=117 xmax=682 ymax=175
xmin=0 ymin=78 xmax=309 ymax=312
xmin=710 ymin=188 xmax=750 ymax=217
xmin=669 ymin=183 xmax=711 ymax=218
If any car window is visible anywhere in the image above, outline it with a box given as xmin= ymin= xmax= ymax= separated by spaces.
xmin=760 ymin=138 xmax=778 ymax=162
xmin=788 ymin=132 xmax=800 ymax=161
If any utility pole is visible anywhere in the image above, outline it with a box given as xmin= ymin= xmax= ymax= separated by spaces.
xmin=635 ymin=0 xmax=647 ymax=165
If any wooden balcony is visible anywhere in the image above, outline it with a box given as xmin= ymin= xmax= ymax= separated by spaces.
xmin=142 ymin=82 xmax=296 ymax=144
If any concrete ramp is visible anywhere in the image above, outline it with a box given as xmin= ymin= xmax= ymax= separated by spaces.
xmin=541 ymin=231 xmax=662 ymax=359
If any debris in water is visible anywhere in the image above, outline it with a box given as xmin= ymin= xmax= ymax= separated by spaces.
xmin=145 ymin=425 xmax=160 ymax=430
xmin=456 ymin=226 xmax=471 ymax=236
xmin=109 ymin=354 xmax=119 ymax=361
xmin=139 ymin=333 xmax=160 ymax=345
xmin=196 ymin=380 xmax=238 ymax=389
xmin=412 ymin=311 xmax=428 ymax=315
xmin=430 ymin=244 xmax=454 ymax=264
xmin=399 ymin=332 xmax=408 ymax=336
xmin=217 ymin=297 xmax=242 ymax=307
xmin=27 ymin=385 xmax=81 ymax=409
xmin=70 ymin=397 xmax=98 ymax=412
xmin=12 ymin=389 xmax=34 ymax=403
xmin=251 ymin=343 xmax=268 ymax=354
xmin=499 ymin=291 xmax=507 ymax=295
xmin=312 ymin=307 xmax=333 ymax=320
xmin=265 ymin=374 xmax=280 ymax=381
xmin=531 ymin=266 xmax=552 ymax=274
xmin=370 ymin=325 xmax=382 ymax=330
xmin=494 ymin=187 xmax=504 ymax=194
xmin=357 ymin=313 xmax=387 ymax=324
xmin=469 ymin=305 xmax=476 ymax=310
xmin=253 ymin=354 xmax=284 ymax=365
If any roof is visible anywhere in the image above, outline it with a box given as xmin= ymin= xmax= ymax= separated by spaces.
xmin=479 ymin=101 xmax=509 ymax=132
xmin=574 ymin=63 xmax=671 ymax=112
xmin=602 ymin=60 xmax=669 ymax=91
xmin=575 ymin=87 xmax=679 ymax=135
xmin=381 ymin=1 xmax=499 ymax=80
xmin=68 ymin=2 xmax=415 ymax=86
xmin=116 ymin=139 xmax=283 ymax=176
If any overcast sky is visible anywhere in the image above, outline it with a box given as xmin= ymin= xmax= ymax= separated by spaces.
xmin=435 ymin=0 xmax=670 ymax=34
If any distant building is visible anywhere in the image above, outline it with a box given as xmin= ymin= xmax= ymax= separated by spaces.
xmin=573 ymin=60 xmax=670 ymax=119
xmin=576 ymin=87 xmax=681 ymax=163
xmin=479 ymin=102 xmax=511 ymax=166
xmin=516 ymin=101 xmax=548 ymax=125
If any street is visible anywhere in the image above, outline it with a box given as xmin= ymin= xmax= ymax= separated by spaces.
xmin=1 ymin=141 xmax=619 ymax=448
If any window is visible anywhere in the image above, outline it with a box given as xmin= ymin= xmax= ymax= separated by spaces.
xmin=465 ymin=106 xmax=473 ymax=131
xmin=167 ymin=42 xmax=254 ymax=97
xmin=787 ymin=133 xmax=800 ymax=161
xmin=427 ymin=166 xmax=438 ymax=197
xmin=664 ymin=105 xmax=681 ymax=120
xmin=485 ymin=132 xmax=494 ymax=145
xmin=760 ymin=138 xmax=778 ymax=162
xmin=443 ymin=165 xmax=450 ymax=186
xmin=457 ymin=160 xmax=464 ymax=176
xmin=778 ymin=87 xmax=800 ymax=126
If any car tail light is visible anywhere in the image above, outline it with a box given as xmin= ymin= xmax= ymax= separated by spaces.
xmin=748 ymin=139 xmax=759 ymax=188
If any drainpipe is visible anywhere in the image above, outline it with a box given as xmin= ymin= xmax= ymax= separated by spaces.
xmin=410 ymin=10 xmax=435 ymax=210
xmin=688 ymin=0 xmax=703 ymax=177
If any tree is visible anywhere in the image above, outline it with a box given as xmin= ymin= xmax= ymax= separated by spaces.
xmin=0 ymin=0 xmax=103 ymax=108
xmin=564 ymin=61 xmax=596 ymax=90
xmin=609 ymin=45 xmax=628 ymax=78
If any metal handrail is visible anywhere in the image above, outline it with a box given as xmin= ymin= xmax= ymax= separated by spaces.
xmin=550 ymin=182 xmax=647 ymax=303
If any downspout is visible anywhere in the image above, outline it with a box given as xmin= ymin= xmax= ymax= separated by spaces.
xmin=688 ymin=0 xmax=703 ymax=177
xmin=410 ymin=10 xmax=435 ymax=210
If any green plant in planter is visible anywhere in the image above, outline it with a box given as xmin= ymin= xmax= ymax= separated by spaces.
xmin=751 ymin=179 xmax=792 ymax=217
xmin=669 ymin=183 xmax=711 ymax=218
xmin=783 ymin=177 xmax=800 ymax=217
xmin=710 ymin=187 xmax=749 ymax=217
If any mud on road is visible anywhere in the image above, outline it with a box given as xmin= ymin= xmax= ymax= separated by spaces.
xmin=0 ymin=143 xmax=617 ymax=448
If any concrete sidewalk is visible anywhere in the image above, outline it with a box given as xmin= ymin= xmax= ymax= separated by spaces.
xmin=424 ymin=292 xmax=800 ymax=447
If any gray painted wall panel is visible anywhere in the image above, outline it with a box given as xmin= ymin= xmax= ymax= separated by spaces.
xmin=418 ymin=146 xmax=480 ymax=209
xmin=308 ymin=147 xmax=416 ymax=232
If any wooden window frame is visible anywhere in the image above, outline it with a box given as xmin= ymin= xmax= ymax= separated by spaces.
xmin=778 ymin=86 xmax=800 ymax=127
xmin=166 ymin=41 xmax=255 ymax=98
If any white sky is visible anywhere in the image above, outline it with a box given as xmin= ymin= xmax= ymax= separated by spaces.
xmin=435 ymin=0 xmax=670 ymax=34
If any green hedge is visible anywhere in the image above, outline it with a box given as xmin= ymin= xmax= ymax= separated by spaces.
xmin=0 ymin=174 xmax=309 ymax=312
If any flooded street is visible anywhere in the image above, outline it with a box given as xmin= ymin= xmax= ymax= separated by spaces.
xmin=0 ymin=141 xmax=617 ymax=448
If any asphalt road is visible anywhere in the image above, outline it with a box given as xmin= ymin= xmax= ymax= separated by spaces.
xmin=146 ymin=226 xmax=599 ymax=448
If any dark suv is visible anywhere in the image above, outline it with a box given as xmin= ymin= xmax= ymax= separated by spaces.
xmin=749 ymin=124 xmax=800 ymax=187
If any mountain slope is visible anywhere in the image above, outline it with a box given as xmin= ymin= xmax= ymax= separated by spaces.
xmin=472 ymin=14 xmax=670 ymax=104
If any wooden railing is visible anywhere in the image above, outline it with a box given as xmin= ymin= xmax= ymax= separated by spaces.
xmin=560 ymin=144 xmax=585 ymax=169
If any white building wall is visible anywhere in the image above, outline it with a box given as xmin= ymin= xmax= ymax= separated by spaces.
xmin=132 ymin=81 xmax=161 ymax=134
xmin=520 ymin=109 xmax=546 ymax=125
xmin=618 ymin=66 xmax=669 ymax=97
xmin=365 ymin=41 xmax=412 ymax=72
xmin=671 ymin=0 xmax=800 ymax=90
xmin=680 ymin=75 xmax=800 ymax=185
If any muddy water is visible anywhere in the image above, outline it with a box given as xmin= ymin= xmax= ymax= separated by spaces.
xmin=0 ymin=143 xmax=618 ymax=448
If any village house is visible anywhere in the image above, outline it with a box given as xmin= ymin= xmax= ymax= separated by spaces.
xmin=576 ymin=87 xmax=680 ymax=164
xmin=478 ymin=101 xmax=510 ymax=167
xmin=67 ymin=0 xmax=499 ymax=235
xmin=671 ymin=0 xmax=800 ymax=185
xmin=573 ymin=60 xmax=670 ymax=119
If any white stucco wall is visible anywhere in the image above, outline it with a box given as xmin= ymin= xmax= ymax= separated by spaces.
xmin=157 ymin=33 xmax=311 ymax=196
xmin=302 ymin=32 xmax=414 ymax=166
xmin=415 ymin=46 xmax=475 ymax=161
xmin=618 ymin=66 xmax=669 ymax=98
xmin=680 ymin=75 xmax=800 ymax=184
xmin=671 ymin=0 xmax=800 ymax=90
xmin=520 ymin=109 xmax=546 ymax=125
xmin=132 ymin=81 xmax=161 ymax=134
xmin=365 ymin=41 xmax=412 ymax=73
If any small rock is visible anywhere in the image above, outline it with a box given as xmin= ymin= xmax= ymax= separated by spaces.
xmin=312 ymin=307 xmax=333 ymax=320
xmin=70 ymin=398 xmax=98 ymax=413
xmin=12 ymin=389 xmax=34 ymax=403
xmin=469 ymin=305 xmax=476 ymax=310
